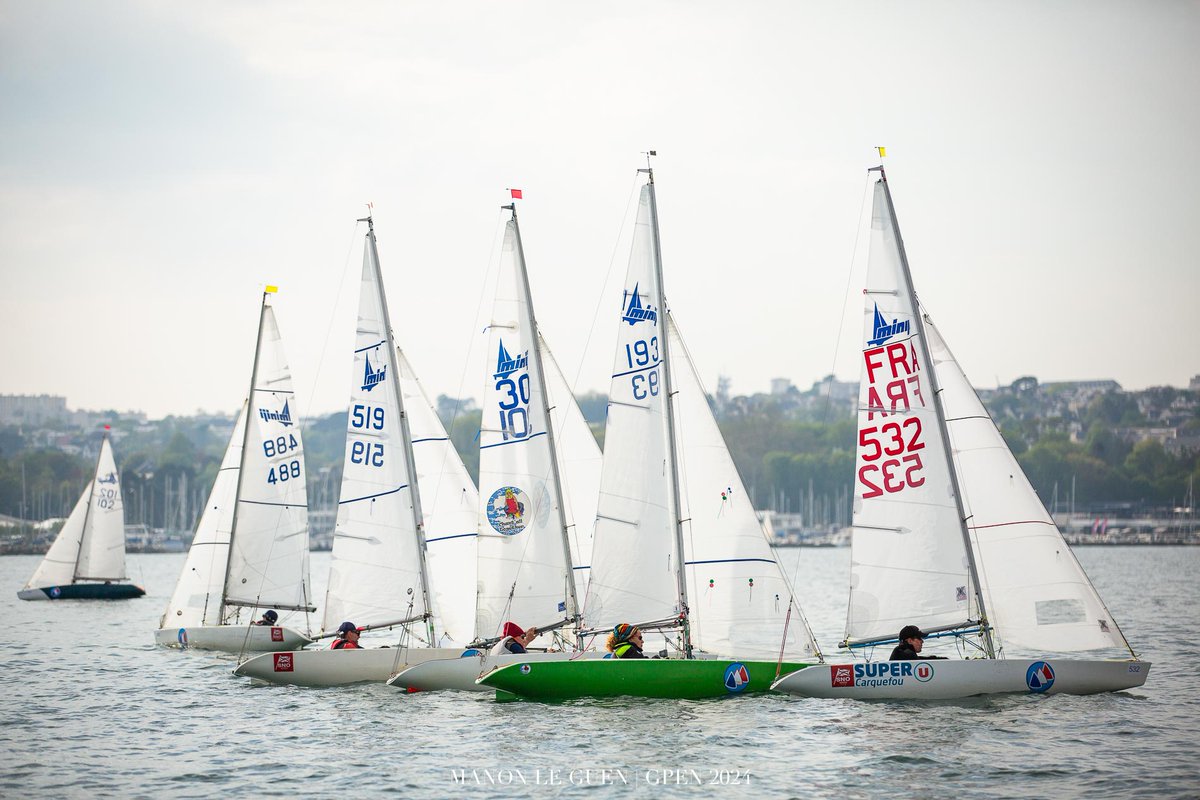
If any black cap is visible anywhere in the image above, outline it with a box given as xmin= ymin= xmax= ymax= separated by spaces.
xmin=262 ymin=609 xmax=278 ymax=623
xmin=898 ymin=625 xmax=927 ymax=641
xmin=336 ymin=621 xmax=363 ymax=635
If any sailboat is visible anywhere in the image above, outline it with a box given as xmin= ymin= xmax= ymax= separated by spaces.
xmin=772 ymin=165 xmax=1150 ymax=699
xmin=19 ymin=429 xmax=145 ymax=600
xmin=234 ymin=216 xmax=479 ymax=686
xmin=153 ymin=287 xmax=314 ymax=650
xmin=479 ymin=165 xmax=821 ymax=700
xmin=388 ymin=202 xmax=607 ymax=694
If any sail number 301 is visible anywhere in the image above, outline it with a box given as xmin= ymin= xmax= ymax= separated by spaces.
xmin=496 ymin=373 xmax=531 ymax=441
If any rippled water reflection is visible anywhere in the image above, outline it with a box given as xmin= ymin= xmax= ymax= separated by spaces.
xmin=1 ymin=547 xmax=1196 ymax=798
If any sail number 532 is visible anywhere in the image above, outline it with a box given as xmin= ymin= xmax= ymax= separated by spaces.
xmin=858 ymin=419 xmax=925 ymax=498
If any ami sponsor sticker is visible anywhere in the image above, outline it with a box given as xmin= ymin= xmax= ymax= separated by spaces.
xmin=271 ymin=627 xmax=284 ymax=642
xmin=273 ymin=653 xmax=294 ymax=672
xmin=831 ymin=665 xmax=854 ymax=688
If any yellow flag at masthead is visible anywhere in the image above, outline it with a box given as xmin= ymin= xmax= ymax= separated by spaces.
xmin=876 ymin=146 xmax=886 ymax=159
xmin=264 ymin=284 xmax=278 ymax=294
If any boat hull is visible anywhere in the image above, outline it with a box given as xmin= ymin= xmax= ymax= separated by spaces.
xmin=18 ymin=583 xmax=145 ymax=601
xmin=477 ymin=659 xmax=812 ymax=700
xmin=153 ymin=625 xmax=311 ymax=652
xmin=389 ymin=651 xmax=610 ymax=693
xmin=233 ymin=646 xmax=467 ymax=686
xmin=770 ymin=658 xmax=1151 ymax=699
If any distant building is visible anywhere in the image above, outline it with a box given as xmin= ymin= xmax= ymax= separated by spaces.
xmin=770 ymin=378 xmax=793 ymax=396
xmin=0 ymin=395 xmax=68 ymax=426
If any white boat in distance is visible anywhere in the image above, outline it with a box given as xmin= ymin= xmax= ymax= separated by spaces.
xmin=153 ymin=288 xmax=315 ymax=651
xmin=773 ymin=165 xmax=1149 ymax=699
xmin=19 ymin=430 xmax=145 ymax=601
xmin=235 ymin=216 xmax=479 ymax=686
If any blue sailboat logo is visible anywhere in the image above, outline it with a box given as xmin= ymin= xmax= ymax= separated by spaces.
xmin=259 ymin=399 xmax=294 ymax=427
xmin=621 ymin=283 xmax=657 ymax=326
xmin=493 ymin=339 xmax=528 ymax=380
xmin=866 ymin=303 xmax=910 ymax=346
xmin=97 ymin=471 xmax=118 ymax=485
xmin=361 ymin=352 xmax=386 ymax=392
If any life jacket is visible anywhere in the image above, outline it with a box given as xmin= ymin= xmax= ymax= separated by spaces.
xmin=488 ymin=636 xmax=526 ymax=656
xmin=612 ymin=642 xmax=644 ymax=659
xmin=330 ymin=638 xmax=361 ymax=650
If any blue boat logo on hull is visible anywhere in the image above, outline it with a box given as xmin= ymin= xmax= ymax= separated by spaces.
xmin=1026 ymin=661 xmax=1055 ymax=693
xmin=724 ymin=662 xmax=750 ymax=692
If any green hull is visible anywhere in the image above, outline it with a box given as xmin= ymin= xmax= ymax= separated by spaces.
xmin=477 ymin=658 xmax=811 ymax=701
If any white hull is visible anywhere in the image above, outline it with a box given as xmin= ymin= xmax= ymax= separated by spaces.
xmin=389 ymin=651 xmax=609 ymax=693
xmin=153 ymin=625 xmax=311 ymax=652
xmin=233 ymin=646 xmax=466 ymax=687
xmin=770 ymin=658 xmax=1150 ymax=699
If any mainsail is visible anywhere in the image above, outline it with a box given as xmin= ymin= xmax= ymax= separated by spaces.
xmin=474 ymin=211 xmax=590 ymax=640
xmin=222 ymin=296 xmax=313 ymax=615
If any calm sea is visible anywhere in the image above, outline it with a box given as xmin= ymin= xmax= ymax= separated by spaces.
xmin=1 ymin=546 xmax=1197 ymax=799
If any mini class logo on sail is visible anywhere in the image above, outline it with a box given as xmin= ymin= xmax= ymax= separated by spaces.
xmin=97 ymin=471 xmax=119 ymax=485
xmin=621 ymin=283 xmax=657 ymax=326
xmin=259 ymin=399 xmax=294 ymax=427
xmin=493 ymin=340 xmax=528 ymax=380
xmin=486 ymin=486 xmax=531 ymax=536
xmin=866 ymin=303 xmax=911 ymax=347
xmin=361 ymin=352 xmax=387 ymax=392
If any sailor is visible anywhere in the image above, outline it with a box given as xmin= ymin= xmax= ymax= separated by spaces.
xmin=607 ymin=624 xmax=646 ymax=659
xmin=330 ymin=621 xmax=364 ymax=650
xmin=254 ymin=609 xmax=279 ymax=626
xmin=490 ymin=621 xmax=539 ymax=655
xmin=889 ymin=625 xmax=947 ymax=660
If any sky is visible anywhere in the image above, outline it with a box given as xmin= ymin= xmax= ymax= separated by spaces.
xmin=1 ymin=1 xmax=1197 ymax=421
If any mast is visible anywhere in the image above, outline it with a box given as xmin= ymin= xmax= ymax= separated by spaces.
xmin=71 ymin=429 xmax=107 ymax=582
xmin=220 ymin=290 xmax=270 ymax=623
xmin=505 ymin=203 xmax=582 ymax=633
xmin=641 ymin=163 xmax=693 ymax=657
xmin=362 ymin=214 xmax=437 ymax=644
xmin=874 ymin=165 xmax=996 ymax=658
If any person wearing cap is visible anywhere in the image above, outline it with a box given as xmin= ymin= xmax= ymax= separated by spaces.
xmin=606 ymin=623 xmax=646 ymax=659
xmin=330 ymin=621 xmax=364 ymax=650
xmin=489 ymin=621 xmax=540 ymax=655
xmin=890 ymin=625 xmax=947 ymax=660
xmin=253 ymin=609 xmax=279 ymax=626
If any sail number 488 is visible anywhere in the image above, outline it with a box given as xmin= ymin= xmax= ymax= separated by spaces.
xmin=858 ymin=419 xmax=925 ymax=498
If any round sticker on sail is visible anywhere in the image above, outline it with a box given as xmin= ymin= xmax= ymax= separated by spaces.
xmin=486 ymin=486 xmax=531 ymax=535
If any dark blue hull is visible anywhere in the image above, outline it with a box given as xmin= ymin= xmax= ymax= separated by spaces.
xmin=18 ymin=583 xmax=146 ymax=601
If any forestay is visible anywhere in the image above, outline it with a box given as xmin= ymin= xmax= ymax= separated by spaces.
xmin=845 ymin=180 xmax=976 ymax=646
xmin=160 ymin=405 xmax=247 ymax=628
xmin=927 ymin=320 xmax=1130 ymax=654
xmin=475 ymin=217 xmax=579 ymax=639
xmin=74 ymin=437 xmax=127 ymax=581
xmin=223 ymin=301 xmax=312 ymax=615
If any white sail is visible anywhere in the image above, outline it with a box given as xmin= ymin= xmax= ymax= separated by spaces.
xmin=584 ymin=184 xmax=683 ymax=632
xmin=669 ymin=316 xmax=818 ymax=661
xmin=538 ymin=333 xmax=601 ymax=597
xmin=160 ymin=405 xmax=247 ymax=628
xmin=927 ymin=320 xmax=1129 ymax=654
xmin=74 ymin=437 xmax=126 ymax=581
xmin=324 ymin=237 xmax=432 ymax=633
xmin=475 ymin=217 xmax=577 ymax=639
xmin=844 ymin=179 xmax=975 ymax=646
xmin=223 ymin=301 xmax=312 ymax=614
xmin=398 ymin=348 xmax=479 ymax=645
xmin=23 ymin=482 xmax=90 ymax=590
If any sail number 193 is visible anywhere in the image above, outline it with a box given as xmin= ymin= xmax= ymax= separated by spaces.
xmin=625 ymin=337 xmax=660 ymax=400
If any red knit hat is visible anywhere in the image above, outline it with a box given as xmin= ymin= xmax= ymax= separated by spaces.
xmin=502 ymin=621 xmax=525 ymax=638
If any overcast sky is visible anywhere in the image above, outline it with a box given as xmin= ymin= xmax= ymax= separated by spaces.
xmin=1 ymin=1 xmax=1197 ymax=421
